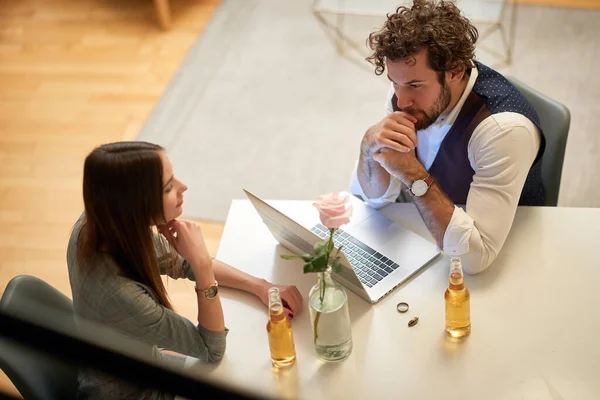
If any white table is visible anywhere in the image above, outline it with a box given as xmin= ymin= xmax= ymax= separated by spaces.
xmin=193 ymin=200 xmax=600 ymax=399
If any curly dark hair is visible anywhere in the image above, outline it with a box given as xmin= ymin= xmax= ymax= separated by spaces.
xmin=366 ymin=0 xmax=478 ymax=76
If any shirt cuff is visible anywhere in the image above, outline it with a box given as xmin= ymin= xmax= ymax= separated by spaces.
xmin=349 ymin=161 xmax=402 ymax=209
xmin=442 ymin=206 xmax=473 ymax=256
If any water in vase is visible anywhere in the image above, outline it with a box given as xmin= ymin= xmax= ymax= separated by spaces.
xmin=309 ymin=287 xmax=353 ymax=361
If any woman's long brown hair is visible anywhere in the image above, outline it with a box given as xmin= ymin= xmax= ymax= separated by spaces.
xmin=78 ymin=141 xmax=174 ymax=310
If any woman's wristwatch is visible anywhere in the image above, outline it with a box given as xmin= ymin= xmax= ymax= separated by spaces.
xmin=194 ymin=280 xmax=219 ymax=299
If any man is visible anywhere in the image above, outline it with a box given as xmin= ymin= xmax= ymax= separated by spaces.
xmin=350 ymin=0 xmax=545 ymax=274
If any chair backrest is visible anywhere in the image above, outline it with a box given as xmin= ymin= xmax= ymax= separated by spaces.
xmin=0 ymin=275 xmax=78 ymax=400
xmin=506 ymin=76 xmax=571 ymax=206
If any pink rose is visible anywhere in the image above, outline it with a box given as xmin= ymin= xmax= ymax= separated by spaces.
xmin=313 ymin=192 xmax=353 ymax=229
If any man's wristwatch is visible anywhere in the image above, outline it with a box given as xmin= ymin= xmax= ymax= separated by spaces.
xmin=408 ymin=174 xmax=434 ymax=197
xmin=195 ymin=280 xmax=219 ymax=299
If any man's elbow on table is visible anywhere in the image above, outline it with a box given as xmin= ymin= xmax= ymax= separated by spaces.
xmin=443 ymin=208 xmax=502 ymax=275
xmin=455 ymin=245 xmax=498 ymax=276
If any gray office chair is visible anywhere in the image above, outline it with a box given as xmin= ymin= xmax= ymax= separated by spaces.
xmin=506 ymin=77 xmax=571 ymax=206
xmin=0 ymin=275 xmax=78 ymax=400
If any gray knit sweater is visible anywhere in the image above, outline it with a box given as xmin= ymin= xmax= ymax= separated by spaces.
xmin=67 ymin=216 xmax=228 ymax=399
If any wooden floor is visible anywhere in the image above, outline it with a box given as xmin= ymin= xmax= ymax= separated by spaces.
xmin=0 ymin=0 xmax=596 ymax=397
xmin=0 ymin=0 xmax=221 ymax=396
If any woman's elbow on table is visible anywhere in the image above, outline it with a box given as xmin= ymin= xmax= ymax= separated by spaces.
xmin=204 ymin=342 xmax=227 ymax=363
xmin=193 ymin=325 xmax=229 ymax=363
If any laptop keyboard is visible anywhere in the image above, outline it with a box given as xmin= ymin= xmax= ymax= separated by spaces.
xmin=310 ymin=224 xmax=400 ymax=288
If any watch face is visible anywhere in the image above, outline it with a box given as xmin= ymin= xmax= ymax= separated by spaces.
xmin=206 ymin=286 xmax=219 ymax=299
xmin=411 ymin=179 xmax=428 ymax=196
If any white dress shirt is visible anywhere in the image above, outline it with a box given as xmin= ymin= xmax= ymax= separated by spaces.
xmin=350 ymin=66 xmax=541 ymax=274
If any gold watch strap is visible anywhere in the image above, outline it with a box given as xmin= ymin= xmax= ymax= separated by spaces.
xmin=194 ymin=280 xmax=218 ymax=295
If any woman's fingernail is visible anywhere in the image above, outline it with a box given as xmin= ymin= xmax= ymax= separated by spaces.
xmin=287 ymin=313 xmax=294 ymax=320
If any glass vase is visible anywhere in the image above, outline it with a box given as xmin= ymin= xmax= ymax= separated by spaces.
xmin=308 ymin=267 xmax=353 ymax=361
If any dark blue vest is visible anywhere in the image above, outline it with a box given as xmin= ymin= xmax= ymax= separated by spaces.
xmin=391 ymin=61 xmax=546 ymax=205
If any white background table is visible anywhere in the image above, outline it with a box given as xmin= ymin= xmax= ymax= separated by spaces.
xmin=187 ymin=200 xmax=600 ymax=399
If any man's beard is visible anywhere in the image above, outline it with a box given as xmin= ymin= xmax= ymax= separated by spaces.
xmin=404 ymin=80 xmax=451 ymax=131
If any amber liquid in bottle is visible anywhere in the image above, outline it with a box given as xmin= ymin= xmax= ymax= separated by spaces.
xmin=445 ymin=257 xmax=471 ymax=338
xmin=267 ymin=287 xmax=296 ymax=367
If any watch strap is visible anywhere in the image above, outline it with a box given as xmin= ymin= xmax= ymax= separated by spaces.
xmin=409 ymin=173 xmax=434 ymax=196
xmin=422 ymin=173 xmax=434 ymax=187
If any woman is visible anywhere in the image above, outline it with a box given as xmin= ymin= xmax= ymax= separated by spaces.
xmin=67 ymin=141 xmax=303 ymax=399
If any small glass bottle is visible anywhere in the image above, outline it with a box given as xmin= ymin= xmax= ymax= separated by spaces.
xmin=445 ymin=257 xmax=471 ymax=338
xmin=267 ymin=287 xmax=296 ymax=367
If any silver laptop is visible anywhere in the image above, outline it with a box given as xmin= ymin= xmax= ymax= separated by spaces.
xmin=243 ymin=189 xmax=440 ymax=304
